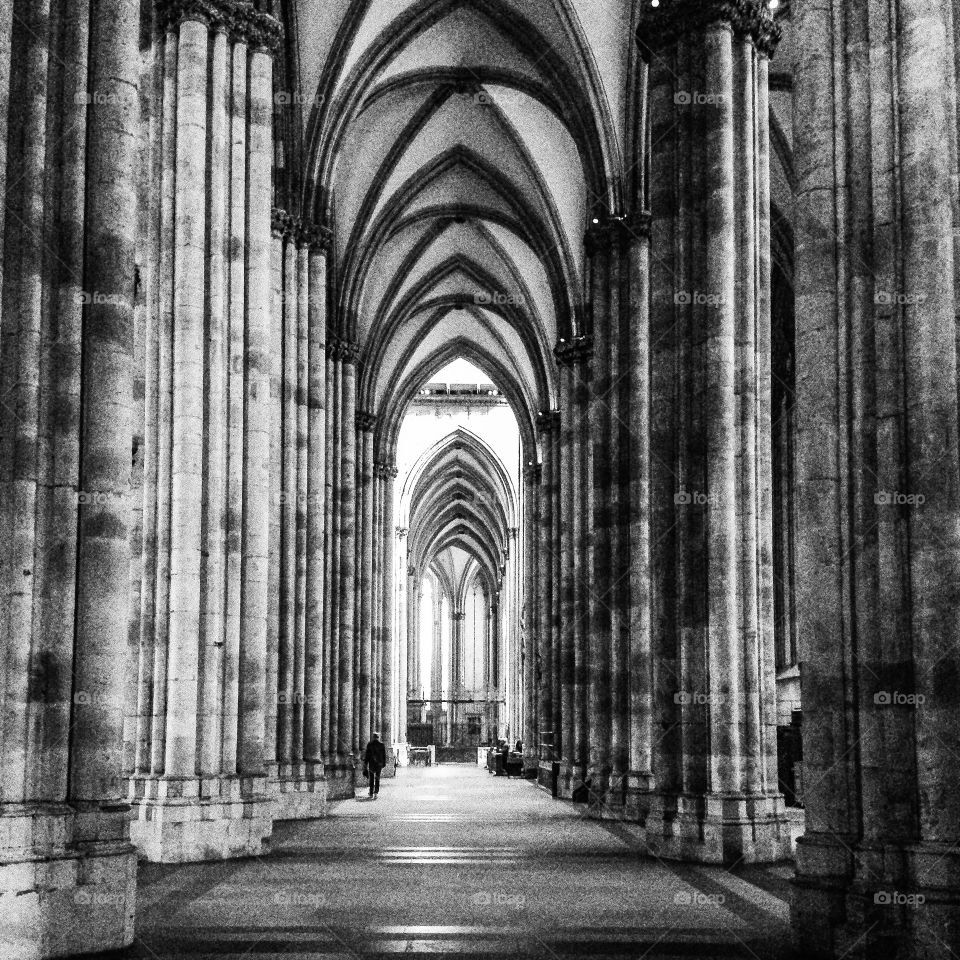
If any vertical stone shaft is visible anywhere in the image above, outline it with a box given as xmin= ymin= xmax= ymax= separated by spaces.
xmin=198 ymin=26 xmax=229 ymax=777
xmin=608 ymin=227 xmax=628 ymax=786
xmin=381 ymin=470 xmax=396 ymax=745
xmin=237 ymin=44 xmax=273 ymax=775
xmin=337 ymin=353 xmax=357 ymax=756
xmin=587 ymin=231 xmax=612 ymax=786
xmin=293 ymin=243 xmax=310 ymax=762
xmin=70 ymin=0 xmax=138 ymax=808
xmin=550 ymin=414 xmax=562 ymax=759
xmin=627 ymin=216 xmax=654 ymax=784
xmin=326 ymin=353 xmax=341 ymax=757
xmin=137 ymin=30 xmax=161 ymax=776
xmin=522 ymin=465 xmax=538 ymax=764
xmin=573 ymin=350 xmax=591 ymax=777
xmin=733 ymin=35 xmax=761 ymax=796
xmin=701 ymin=23 xmax=741 ymax=795
xmin=277 ymin=226 xmax=296 ymax=764
xmin=358 ymin=423 xmax=374 ymax=748
xmin=266 ymin=219 xmax=283 ymax=771
xmin=304 ymin=242 xmax=327 ymax=761
xmin=0 ymin=0 xmax=48 ymax=802
xmin=558 ymin=365 xmax=574 ymax=769
xmin=537 ymin=422 xmax=554 ymax=756
xmin=221 ymin=36 xmax=247 ymax=775
xmin=164 ymin=17 xmax=207 ymax=778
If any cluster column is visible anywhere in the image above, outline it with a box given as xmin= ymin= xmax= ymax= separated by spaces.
xmin=637 ymin=0 xmax=788 ymax=863
xmin=0 ymin=0 xmax=140 ymax=946
xmin=129 ymin=0 xmax=282 ymax=863
xmin=789 ymin=0 xmax=960 ymax=955
xmin=267 ymin=210 xmax=330 ymax=819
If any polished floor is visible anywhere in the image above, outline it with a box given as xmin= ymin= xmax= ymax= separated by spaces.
xmin=95 ymin=765 xmax=797 ymax=959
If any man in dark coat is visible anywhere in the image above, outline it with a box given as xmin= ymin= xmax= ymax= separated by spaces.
xmin=363 ymin=732 xmax=387 ymax=798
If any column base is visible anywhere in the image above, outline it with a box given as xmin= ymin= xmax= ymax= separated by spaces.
xmin=128 ymin=775 xmax=272 ymax=863
xmin=269 ymin=763 xmax=329 ymax=821
xmin=0 ymin=804 xmax=136 ymax=960
xmin=644 ymin=792 xmax=792 ymax=865
xmin=793 ymin=836 xmax=960 ymax=959
xmin=322 ymin=757 xmax=357 ymax=801
xmin=379 ymin=748 xmax=398 ymax=779
xmin=556 ymin=761 xmax=587 ymax=800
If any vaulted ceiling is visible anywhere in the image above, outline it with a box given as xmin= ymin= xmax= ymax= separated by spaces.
xmin=277 ymin=0 xmax=796 ymax=457
xmin=279 ymin=0 xmax=643 ymax=459
xmin=402 ymin=427 xmax=516 ymax=604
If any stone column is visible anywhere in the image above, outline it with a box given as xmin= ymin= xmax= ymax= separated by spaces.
xmin=336 ymin=342 xmax=358 ymax=759
xmin=396 ymin=528 xmax=409 ymax=746
xmin=380 ymin=467 xmax=398 ymax=748
xmin=304 ymin=224 xmax=330 ymax=765
xmin=585 ymin=223 xmax=613 ymax=798
xmin=790 ymin=0 xmax=960 ymax=956
xmin=62 ymin=0 xmax=139 ymax=944
xmin=637 ymin=0 xmax=788 ymax=863
xmin=549 ymin=412 xmax=562 ymax=762
xmin=128 ymin=2 xmax=281 ymax=862
xmin=625 ymin=212 xmax=656 ymax=812
xmin=535 ymin=415 xmax=554 ymax=774
xmin=356 ymin=413 xmax=375 ymax=751
xmin=522 ymin=463 xmax=540 ymax=772
xmin=325 ymin=347 xmax=341 ymax=760
xmin=555 ymin=358 xmax=575 ymax=791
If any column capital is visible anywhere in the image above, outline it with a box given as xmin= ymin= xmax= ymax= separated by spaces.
xmin=374 ymin=460 xmax=398 ymax=479
xmin=584 ymin=215 xmax=631 ymax=257
xmin=554 ymin=335 xmax=593 ymax=368
xmin=297 ymin=218 xmax=332 ymax=252
xmin=523 ymin=463 xmax=542 ymax=484
xmin=158 ymin=0 xmax=284 ymax=53
xmin=536 ymin=409 xmax=560 ymax=434
xmin=326 ymin=334 xmax=359 ymax=363
xmin=356 ymin=410 xmax=377 ymax=433
xmin=636 ymin=0 xmax=781 ymax=59
xmin=396 ymin=527 xmax=408 ymax=539
xmin=271 ymin=206 xmax=295 ymax=240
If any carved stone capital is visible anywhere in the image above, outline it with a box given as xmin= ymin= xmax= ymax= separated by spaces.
xmin=326 ymin=335 xmax=359 ymax=364
xmin=159 ymin=0 xmax=284 ymax=53
xmin=374 ymin=460 xmax=399 ymax=480
xmin=356 ymin=411 xmax=377 ymax=433
xmin=271 ymin=206 xmax=295 ymax=240
xmin=297 ymin=219 xmax=332 ymax=252
xmin=554 ymin=335 xmax=593 ymax=368
xmin=636 ymin=0 xmax=781 ymax=59
xmin=584 ymin=216 xmax=631 ymax=257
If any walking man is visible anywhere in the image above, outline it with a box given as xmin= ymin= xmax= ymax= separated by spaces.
xmin=363 ymin=732 xmax=387 ymax=798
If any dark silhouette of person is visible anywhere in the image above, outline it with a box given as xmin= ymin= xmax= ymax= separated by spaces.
xmin=363 ymin=732 xmax=387 ymax=798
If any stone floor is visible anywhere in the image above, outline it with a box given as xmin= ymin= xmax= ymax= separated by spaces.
xmin=83 ymin=765 xmax=798 ymax=959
